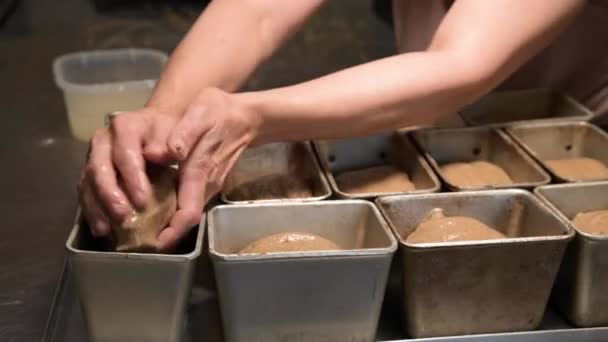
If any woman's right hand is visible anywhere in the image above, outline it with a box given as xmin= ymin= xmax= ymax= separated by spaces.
xmin=78 ymin=107 xmax=178 ymax=239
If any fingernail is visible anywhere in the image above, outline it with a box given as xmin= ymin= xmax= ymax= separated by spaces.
xmin=94 ymin=220 xmax=110 ymax=236
xmin=173 ymin=141 xmax=186 ymax=160
xmin=134 ymin=189 xmax=148 ymax=209
xmin=157 ymin=228 xmax=175 ymax=250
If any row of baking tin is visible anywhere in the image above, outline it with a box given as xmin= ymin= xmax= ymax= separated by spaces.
xmin=65 ymin=182 xmax=608 ymax=342
xmin=222 ymin=120 xmax=608 ymax=204
xmin=63 ymin=89 xmax=606 ymax=342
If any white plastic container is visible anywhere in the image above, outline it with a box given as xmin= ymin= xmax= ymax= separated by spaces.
xmin=53 ymin=49 xmax=168 ymax=141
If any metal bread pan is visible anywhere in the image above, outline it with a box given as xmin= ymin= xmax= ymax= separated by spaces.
xmin=507 ymin=122 xmax=608 ymax=182
xmin=221 ymin=142 xmax=331 ymax=203
xmin=313 ymin=133 xmax=440 ymax=199
xmin=376 ymin=190 xmax=574 ymax=338
xmin=65 ymin=211 xmax=204 ymax=342
xmin=535 ymin=182 xmax=608 ymax=327
xmin=460 ymin=88 xmax=593 ymax=127
xmin=412 ymin=127 xmax=550 ymax=190
xmin=208 ymin=200 xmax=397 ymax=342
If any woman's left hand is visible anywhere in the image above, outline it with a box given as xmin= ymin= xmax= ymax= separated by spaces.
xmin=159 ymin=87 xmax=262 ymax=250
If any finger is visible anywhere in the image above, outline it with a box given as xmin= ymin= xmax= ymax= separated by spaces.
xmin=110 ymin=114 xmax=150 ymax=209
xmin=143 ymin=115 xmax=176 ymax=165
xmin=167 ymin=103 xmax=214 ymax=161
xmin=204 ymin=145 xmax=246 ymax=204
xmin=158 ymin=129 xmax=221 ymax=250
xmin=80 ymin=181 xmax=111 ymax=237
xmin=158 ymin=208 xmax=204 ymax=251
xmin=88 ymin=130 xmax=133 ymax=221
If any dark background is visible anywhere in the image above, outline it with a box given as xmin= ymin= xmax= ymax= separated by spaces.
xmin=0 ymin=0 xmax=394 ymax=340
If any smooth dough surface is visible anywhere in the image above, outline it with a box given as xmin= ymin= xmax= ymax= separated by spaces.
xmin=572 ymin=209 xmax=608 ymax=235
xmin=239 ymin=232 xmax=342 ymax=254
xmin=336 ymin=165 xmax=416 ymax=194
xmin=545 ymin=157 xmax=608 ymax=181
xmin=441 ymin=161 xmax=513 ymax=187
xmin=406 ymin=208 xmax=506 ymax=244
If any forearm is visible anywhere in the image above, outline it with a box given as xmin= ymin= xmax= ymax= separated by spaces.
xmin=244 ymin=50 xmax=485 ymax=143
xmin=148 ymin=0 xmax=325 ymax=114
xmin=241 ymin=0 xmax=584 ymax=144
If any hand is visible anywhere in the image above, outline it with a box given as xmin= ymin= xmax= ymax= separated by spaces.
xmin=159 ymin=87 xmax=261 ymax=250
xmin=78 ymin=107 xmax=178 ymax=240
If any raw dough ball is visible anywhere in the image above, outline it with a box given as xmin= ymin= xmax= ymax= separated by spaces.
xmin=239 ymin=232 xmax=342 ymax=254
xmin=113 ymin=166 xmax=177 ymax=253
xmin=572 ymin=209 xmax=608 ymax=235
xmin=335 ymin=165 xmax=416 ymax=194
xmin=226 ymin=174 xmax=313 ymax=200
xmin=406 ymin=208 xmax=506 ymax=244
xmin=545 ymin=157 xmax=608 ymax=181
xmin=441 ymin=161 xmax=513 ymax=187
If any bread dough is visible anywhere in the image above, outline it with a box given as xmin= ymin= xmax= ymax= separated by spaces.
xmin=406 ymin=208 xmax=506 ymax=244
xmin=441 ymin=161 xmax=513 ymax=187
xmin=226 ymin=174 xmax=313 ymax=200
xmin=113 ymin=166 xmax=177 ymax=253
xmin=545 ymin=157 xmax=608 ymax=181
xmin=239 ymin=232 xmax=342 ymax=254
xmin=335 ymin=165 xmax=416 ymax=194
xmin=572 ymin=209 xmax=608 ymax=235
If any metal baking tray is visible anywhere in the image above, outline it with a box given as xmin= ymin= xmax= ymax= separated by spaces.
xmin=397 ymin=112 xmax=468 ymax=133
xmin=44 ymin=232 xmax=608 ymax=342
xmin=412 ymin=127 xmax=550 ymax=190
xmin=208 ymin=200 xmax=397 ymax=342
xmin=535 ymin=182 xmax=608 ymax=327
xmin=507 ymin=122 xmax=608 ymax=183
xmin=220 ymin=142 xmax=331 ymax=204
xmin=376 ymin=190 xmax=574 ymax=338
xmin=460 ymin=89 xmax=593 ymax=127
xmin=65 ymin=211 xmax=204 ymax=342
xmin=313 ymin=133 xmax=440 ymax=198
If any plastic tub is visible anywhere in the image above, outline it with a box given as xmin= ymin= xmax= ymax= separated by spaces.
xmin=53 ymin=48 xmax=168 ymax=141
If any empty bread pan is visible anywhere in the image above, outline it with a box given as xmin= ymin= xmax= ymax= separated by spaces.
xmin=376 ymin=190 xmax=573 ymax=338
xmin=412 ymin=127 xmax=550 ymax=190
xmin=460 ymin=88 xmax=593 ymax=127
xmin=313 ymin=133 xmax=440 ymax=198
xmin=208 ymin=200 xmax=397 ymax=342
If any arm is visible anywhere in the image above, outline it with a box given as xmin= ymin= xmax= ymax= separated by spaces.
xmin=148 ymin=0 xmax=326 ymax=114
xmin=239 ymin=0 xmax=585 ymax=143
xmin=165 ymin=0 xmax=585 ymax=250
xmin=80 ymin=0 xmax=324 ymax=248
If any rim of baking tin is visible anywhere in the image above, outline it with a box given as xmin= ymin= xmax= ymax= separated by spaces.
xmin=411 ymin=126 xmax=552 ymax=190
xmin=375 ymin=189 xmax=575 ymax=250
xmin=506 ymin=121 xmax=608 ymax=183
xmin=208 ymin=200 xmax=398 ymax=261
xmin=65 ymin=209 xmax=204 ymax=261
xmin=535 ymin=182 xmax=608 ymax=242
xmin=53 ymin=48 xmax=168 ymax=93
xmin=459 ymin=88 xmax=594 ymax=128
xmin=312 ymin=135 xmax=442 ymax=199
xmin=219 ymin=142 xmax=332 ymax=204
